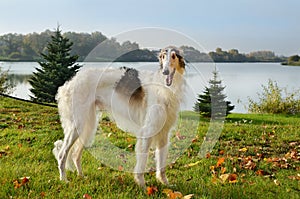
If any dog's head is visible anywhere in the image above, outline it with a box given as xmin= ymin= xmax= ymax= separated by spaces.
xmin=159 ymin=47 xmax=185 ymax=86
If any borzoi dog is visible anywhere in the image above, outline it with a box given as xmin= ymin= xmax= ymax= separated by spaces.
xmin=53 ymin=47 xmax=185 ymax=187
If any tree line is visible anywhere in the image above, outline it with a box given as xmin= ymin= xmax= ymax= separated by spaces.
xmin=0 ymin=30 xmax=287 ymax=62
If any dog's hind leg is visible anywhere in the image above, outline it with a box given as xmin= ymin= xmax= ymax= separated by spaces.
xmin=58 ymin=128 xmax=78 ymax=181
xmin=71 ymin=140 xmax=84 ymax=177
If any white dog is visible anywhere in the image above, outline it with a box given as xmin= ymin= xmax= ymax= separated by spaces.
xmin=53 ymin=47 xmax=185 ymax=187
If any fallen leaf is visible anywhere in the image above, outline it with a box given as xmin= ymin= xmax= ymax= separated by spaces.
xmin=206 ymin=153 xmax=211 ymax=158
xmin=21 ymin=176 xmax=30 ymax=185
xmin=176 ymin=131 xmax=186 ymax=140
xmin=256 ymin=169 xmax=265 ymax=176
xmin=13 ymin=180 xmax=22 ymax=189
xmin=274 ymin=179 xmax=280 ymax=186
xmin=288 ymin=174 xmax=300 ymax=181
xmin=83 ymin=193 xmax=92 ymax=199
xmin=221 ymin=167 xmax=227 ymax=174
xmin=184 ymin=160 xmax=201 ymax=168
xmin=219 ymin=174 xmax=229 ymax=183
xmin=228 ymin=174 xmax=238 ymax=183
xmin=163 ymin=190 xmax=182 ymax=199
xmin=183 ymin=194 xmax=194 ymax=199
xmin=169 ymin=191 xmax=183 ymax=199
xmin=216 ymin=157 xmax=225 ymax=167
xmin=40 ymin=192 xmax=46 ymax=197
xmin=219 ymin=150 xmax=225 ymax=155
xmin=239 ymin=147 xmax=248 ymax=152
xmin=147 ymin=186 xmax=158 ymax=196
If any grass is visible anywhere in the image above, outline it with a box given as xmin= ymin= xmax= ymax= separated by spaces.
xmin=0 ymin=96 xmax=299 ymax=199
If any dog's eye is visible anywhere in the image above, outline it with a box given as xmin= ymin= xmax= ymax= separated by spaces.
xmin=162 ymin=55 xmax=165 ymax=59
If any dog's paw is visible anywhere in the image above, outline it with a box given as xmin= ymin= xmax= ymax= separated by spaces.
xmin=134 ymin=173 xmax=146 ymax=188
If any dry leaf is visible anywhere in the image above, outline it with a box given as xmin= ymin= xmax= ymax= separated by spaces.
xmin=183 ymin=194 xmax=194 ymax=199
xmin=206 ymin=153 xmax=211 ymax=158
xmin=21 ymin=177 xmax=30 ymax=184
xmin=13 ymin=180 xmax=22 ymax=189
xmin=216 ymin=157 xmax=225 ymax=167
xmin=274 ymin=179 xmax=280 ymax=186
xmin=83 ymin=193 xmax=92 ymax=199
xmin=228 ymin=174 xmax=238 ymax=183
xmin=169 ymin=191 xmax=183 ymax=199
xmin=256 ymin=169 xmax=265 ymax=176
xmin=185 ymin=160 xmax=201 ymax=168
xmin=176 ymin=131 xmax=186 ymax=140
xmin=219 ymin=174 xmax=230 ymax=183
xmin=288 ymin=174 xmax=300 ymax=181
xmin=40 ymin=192 xmax=46 ymax=197
xmin=219 ymin=150 xmax=225 ymax=155
xmin=147 ymin=186 xmax=158 ymax=196
xmin=239 ymin=147 xmax=248 ymax=152
xmin=221 ymin=167 xmax=227 ymax=174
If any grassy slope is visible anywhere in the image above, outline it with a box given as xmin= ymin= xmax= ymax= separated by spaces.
xmin=0 ymin=97 xmax=299 ymax=199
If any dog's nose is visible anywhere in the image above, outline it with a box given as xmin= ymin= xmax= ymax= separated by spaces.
xmin=163 ymin=69 xmax=169 ymax=75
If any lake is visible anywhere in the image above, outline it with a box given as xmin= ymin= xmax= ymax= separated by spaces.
xmin=1 ymin=61 xmax=300 ymax=113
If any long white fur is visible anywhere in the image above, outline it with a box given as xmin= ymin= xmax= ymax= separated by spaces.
xmin=53 ymin=47 xmax=185 ymax=187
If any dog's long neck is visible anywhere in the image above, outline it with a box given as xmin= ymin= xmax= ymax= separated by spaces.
xmin=172 ymin=71 xmax=185 ymax=97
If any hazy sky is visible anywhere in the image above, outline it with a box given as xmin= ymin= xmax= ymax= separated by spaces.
xmin=0 ymin=0 xmax=299 ymax=56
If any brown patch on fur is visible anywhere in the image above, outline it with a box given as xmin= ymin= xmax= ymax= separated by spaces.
xmin=115 ymin=67 xmax=145 ymax=103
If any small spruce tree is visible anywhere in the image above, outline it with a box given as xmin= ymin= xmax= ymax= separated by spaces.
xmin=29 ymin=27 xmax=81 ymax=102
xmin=194 ymin=69 xmax=234 ymax=118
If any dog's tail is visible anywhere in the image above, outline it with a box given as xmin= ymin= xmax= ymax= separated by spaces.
xmin=52 ymin=140 xmax=75 ymax=171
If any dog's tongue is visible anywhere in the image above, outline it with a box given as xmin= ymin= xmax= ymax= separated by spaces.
xmin=166 ymin=75 xmax=172 ymax=86
xmin=166 ymin=69 xmax=175 ymax=86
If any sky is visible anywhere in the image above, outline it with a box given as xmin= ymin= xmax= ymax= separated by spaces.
xmin=0 ymin=0 xmax=299 ymax=56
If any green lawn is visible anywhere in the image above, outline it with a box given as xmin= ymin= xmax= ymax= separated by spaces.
xmin=0 ymin=96 xmax=299 ymax=199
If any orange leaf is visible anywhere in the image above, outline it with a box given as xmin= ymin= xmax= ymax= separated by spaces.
xmin=40 ymin=192 xmax=46 ymax=197
xmin=255 ymin=169 xmax=265 ymax=176
xmin=83 ymin=193 xmax=92 ymax=199
xmin=216 ymin=157 xmax=225 ymax=167
xmin=21 ymin=177 xmax=30 ymax=185
xmin=13 ymin=180 xmax=22 ymax=189
xmin=221 ymin=167 xmax=227 ymax=174
xmin=168 ymin=191 xmax=183 ymax=199
xmin=228 ymin=174 xmax=238 ymax=183
xmin=147 ymin=186 xmax=158 ymax=196
xmin=206 ymin=153 xmax=211 ymax=158
xmin=219 ymin=150 xmax=225 ymax=155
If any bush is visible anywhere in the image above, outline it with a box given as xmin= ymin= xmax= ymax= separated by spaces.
xmin=0 ymin=68 xmax=14 ymax=94
xmin=248 ymin=79 xmax=300 ymax=114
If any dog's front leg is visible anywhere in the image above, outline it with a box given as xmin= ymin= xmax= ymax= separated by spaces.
xmin=134 ymin=137 xmax=151 ymax=187
xmin=155 ymin=131 xmax=169 ymax=185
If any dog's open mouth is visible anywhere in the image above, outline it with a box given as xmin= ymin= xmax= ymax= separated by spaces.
xmin=166 ymin=68 xmax=176 ymax=86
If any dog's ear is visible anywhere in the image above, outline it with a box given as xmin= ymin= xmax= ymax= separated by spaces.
xmin=157 ymin=49 xmax=163 ymax=68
